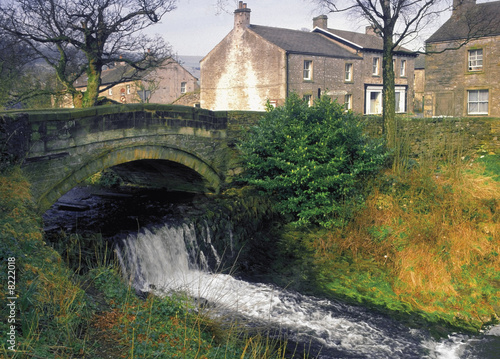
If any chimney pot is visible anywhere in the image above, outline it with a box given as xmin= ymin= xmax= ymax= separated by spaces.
xmin=234 ymin=2 xmax=251 ymax=29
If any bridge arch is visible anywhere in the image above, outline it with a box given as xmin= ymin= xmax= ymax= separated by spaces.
xmin=39 ymin=145 xmax=222 ymax=211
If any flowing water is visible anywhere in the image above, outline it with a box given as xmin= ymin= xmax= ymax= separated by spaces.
xmin=115 ymin=222 xmax=500 ymax=359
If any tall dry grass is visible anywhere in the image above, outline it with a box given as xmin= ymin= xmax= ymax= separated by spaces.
xmin=314 ymin=153 xmax=499 ymax=324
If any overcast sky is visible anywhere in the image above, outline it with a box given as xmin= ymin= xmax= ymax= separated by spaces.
xmin=150 ymin=0 xmax=492 ymax=57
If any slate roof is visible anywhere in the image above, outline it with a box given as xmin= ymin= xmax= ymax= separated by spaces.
xmin=427 ymin=1 xmax=500 ymax=43
xmin=315 ymin=27 xmax=415 ymax=55
xmin=248 ymin=25 xmax=361 ymax=59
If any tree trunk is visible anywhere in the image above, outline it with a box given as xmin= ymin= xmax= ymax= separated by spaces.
xmin=82 ymin=57 xmax=102 ymax=107
xmin=72 ymin=92 xmax=84 ymax=108
xmin=382 ymin=34 xmax=396 ymax=149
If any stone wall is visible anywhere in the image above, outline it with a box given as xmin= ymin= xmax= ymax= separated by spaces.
xmin=363 ymin=116 xmax=500 ymax=156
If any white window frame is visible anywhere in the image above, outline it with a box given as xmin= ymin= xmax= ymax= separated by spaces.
xmin=365 ymin=85 xmax=406 ymax=115
xmin=468 ymin=49 xmax=483 ymax=71
xmin=345 ymin=63 xmax=353 ymax=82
xmin=372 ymin=57 xmax=380 ymax=76
xmin=126 ymin=85 xmax=131 ymax=94
xmin=180 ymin=82 xmax=187 ymax=94
xmin=108 ymin=88 xmax=113 ymax=96
xmin=400 ymin=59 xmax=406 ymax=77
xmin=303 ymin=94 xmax=313 ymax=107
xmin=467 ymin=89 xmax=489 ymax=115
xmin=344 ymin=94 xmax=352 ymax=111
xmin=303 ymin=60 xmax=312 ymax=81
xmin=366 ymin=86 xmax=382 ymax=114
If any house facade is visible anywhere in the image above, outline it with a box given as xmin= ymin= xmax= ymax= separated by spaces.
xmin=69 ymin=58 xmax=199 ymax=107
xmin=200 ymin=2 xmax=416 ymax=114
xmin=424 ymin=0 xmax=500 ymax=117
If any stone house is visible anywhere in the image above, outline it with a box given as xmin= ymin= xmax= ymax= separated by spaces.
xmin=424 ymin=0 xmax=500 ymax=117
xmin=200 ymin=2 xmax=416 ymax=114
xmin=70 ymin=58 xmax=199 ymax=107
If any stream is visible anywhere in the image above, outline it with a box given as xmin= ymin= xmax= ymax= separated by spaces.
xmin=43 ymin=186 xmax=500 ymax=359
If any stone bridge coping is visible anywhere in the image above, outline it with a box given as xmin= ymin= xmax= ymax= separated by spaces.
xmin=2 ymin=103 xmax=229 ymax=126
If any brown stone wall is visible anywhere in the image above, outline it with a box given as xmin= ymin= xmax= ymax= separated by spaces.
xmin=425 ymin=36 xmax=500 ymax=117
xmin=363 ymin=116 xmax=500 ymax=155
xmin=200 ymin=27 xmax=287 ymax=111
xmin=287 ymin=54 xmax=364 ymax=111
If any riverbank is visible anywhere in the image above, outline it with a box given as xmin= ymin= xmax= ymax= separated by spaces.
xmin=268 ymin=154 xmax=500 ymax=337
xmin=1 ymin=154 xmax=498 ymax=357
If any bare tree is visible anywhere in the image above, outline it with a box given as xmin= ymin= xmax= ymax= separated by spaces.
xmin=312 ymin=0 xmax=456 ymax=148
xmin=0 ymin=0 xmax=177 ymax=108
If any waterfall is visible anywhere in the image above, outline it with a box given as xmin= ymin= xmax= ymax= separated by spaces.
xmin=115 ymin=221 xmax=500 ymax=359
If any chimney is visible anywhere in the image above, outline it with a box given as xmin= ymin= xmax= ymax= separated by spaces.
xmin=313 ymin=15 xmax=328 ymax=30
xmin=452 ymin=0 xmax=476 ymax=15
xmin=234 ymin=1 xmax=251 ymax=29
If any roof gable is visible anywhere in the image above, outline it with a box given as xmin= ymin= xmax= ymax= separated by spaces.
xmin=427 ymin=1 xmax=500 ymax=43
xmin=248 ymin=25 xmax=361 ymax=59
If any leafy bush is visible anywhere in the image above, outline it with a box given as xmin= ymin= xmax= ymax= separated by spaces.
xmin=238 ymin=94 xmax=388 ymax=227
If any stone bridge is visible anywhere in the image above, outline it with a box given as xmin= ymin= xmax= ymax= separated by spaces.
xmin=0 ymin=104 xmax=261 ymax=211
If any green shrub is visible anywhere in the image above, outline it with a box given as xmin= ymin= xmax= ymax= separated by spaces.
xmin=238 ymin=94 xmax=388 ymax=227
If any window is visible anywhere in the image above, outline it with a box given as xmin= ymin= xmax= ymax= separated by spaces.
xmin=126 ymin=85 xmax=131 ymax=94
xmin=365 ymin=86 xmax=406 ymax=114
xmin=108 ymin=88 xmax=113 ymax=96
xmin=366 ymin=86 xmax=382 ymax=114
xmin=345 ymin=63 xmax=353 ymax=82
xmin=372 ymin=57 xmax=380 ymax=76
xmin=468 ymin=49 xmax=483 ymax=71
xmin=467 ymin=89 xmax=488 ymax=114
xmin=181 ymin=82 xmax=187 ymax=94
xmin=303 ymin=94 xmax=312 ymax=106
xmin=344 ymin=94 xmax=352 ymax=111
xmin=303 ymin=60 xmax=312 ymax=80
xmin=400 ymin=60 xmax=406 ymax=77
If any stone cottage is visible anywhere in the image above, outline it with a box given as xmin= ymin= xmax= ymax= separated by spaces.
xmin=200 ymin=2 xmax=416 ymax=114
xmin=424 ymin=0 xmax=500 ymax=117
xmin=70 ymin=57 xmax=199 ymax=107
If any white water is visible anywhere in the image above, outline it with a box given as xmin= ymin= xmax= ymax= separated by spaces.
xmin=115 ymin=223 xmax=500 ymax=359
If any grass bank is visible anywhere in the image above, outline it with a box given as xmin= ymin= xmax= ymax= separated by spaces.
xmin=273 ymin=153 xmax=499 ymax=336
